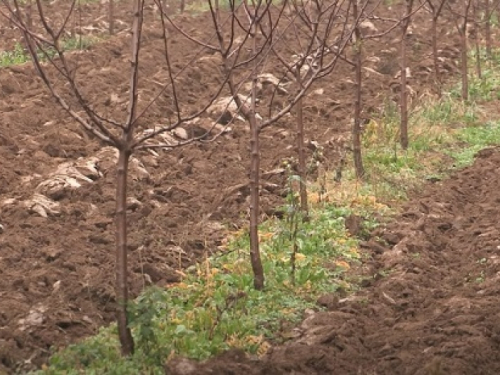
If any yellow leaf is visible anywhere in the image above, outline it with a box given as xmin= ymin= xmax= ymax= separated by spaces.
xmin=336 ymin=261 xmax=350 ymax=269
xmin=260 ymin=232 xmax=274 ymax=240
xmin=246 ymin=335 xmax=264 ymax=346
xmin=295 ymin=253 xmax=306 ymax=261
xmin=226 ymin=334 xmax=240 ymax=347
xmin=303 ymin=280 xmax=312 ymax=291
xmin=308 ymin=191 xmax=320 ymax=204
xmin=348 ymin=247 xmax=359 ymax=256
xmin=175 ymin=270 xmax=187 ymax=277
xmin=167 ymin=350 xmax=176 ymax=362
xmin=257 ymin=341 xmax=271 ymax=356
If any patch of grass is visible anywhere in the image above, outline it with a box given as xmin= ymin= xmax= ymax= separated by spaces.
xmin=359 ymin=55 xmax=500 ymax=204
xmin=62 ymin=35 xmax=100 ymax=51
xmin=0 ymin=43 xmax=29 ymax=67
xmin=451 ymin=48 xmax=500 ymax=103
xmin=0 ymin=36 xmax=100 ymax=68
xmin=447 ymin=120 xmax=500 ymax=168
xmin=185 ymin=0 xmax=283 ymax=14
xmin=450 ymin=68 xmax=500 ymax=102
xmin=358 ymin=97 xmax=459 ymax=202
xmin=186 ymin=0 xmax=244 ymax=13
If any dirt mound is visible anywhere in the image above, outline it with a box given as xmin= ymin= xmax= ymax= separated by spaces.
xmin=179 ymin=147 xmax=500 ymax=375
xmin=0 ymin=3 xmax=464 ymax=373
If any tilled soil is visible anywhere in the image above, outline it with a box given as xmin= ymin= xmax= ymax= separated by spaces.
xmin=176 ymin=147 xmax=500 ymax=375
xmin=0 ymin=2 xmax=480 ymax=373
xmin=0 ymin=1 xmax=131 ymax=52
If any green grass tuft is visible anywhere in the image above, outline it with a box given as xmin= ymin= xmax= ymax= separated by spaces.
xmin=0 ymin=36 xmax=100 ymax=68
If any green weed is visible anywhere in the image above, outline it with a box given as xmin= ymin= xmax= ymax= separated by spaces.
xmin=447 ymin=120 xmax=500 ymax=168
xmin=0 ymin=43 xmax=29 ymax=67
xmin=0 ymin=36 xmax=100 ymax=68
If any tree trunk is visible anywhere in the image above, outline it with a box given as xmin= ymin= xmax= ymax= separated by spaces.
xmin=295 ymin=94 xmax=309 ymax=217
xmin=485 ymin=0 xmax=492 ymax=60
xmin=247 ymin=13 xmax=264 ymax=291
xmin=459 ymin=0 xmax=471 ymax=100
xmin=473 ymin=3 xmax=482 ymax=79
xmin=460 ymin=28 xmax=469 ymax=100
xmin=249 ymin=113 xmax=264 ymax=290
xmin=115 ymin=148 xmax=134 ymax=355
xmin=352 ymin=0 xmax=365 ymax=177
xmin=400 ymin=0 xmax=413 ymax=150
xmin=353 ymin=46 xmax=365 ymax=176
xmin=431 ymin=16 xmax=441 ymax=92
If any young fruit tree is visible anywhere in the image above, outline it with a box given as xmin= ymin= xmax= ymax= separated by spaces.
xmin=446 ymin=0 xmax=473 ymax=100
xmin=343 ymin=0 xmax=413 ymax=176
xmin=275 ymin=0 xmax=369 ymax=210
xmin=399 ymin=0 xmax=414 ymax=150
xmin=0 ymin=0 xmax=244 ymax=355
xmin=207 ymin=0 xmax=361 ymax=288
xmin=351 ymin=0 xmax=366 ymax=178
xmin=424 ymin=0 xmax=447 ymax=90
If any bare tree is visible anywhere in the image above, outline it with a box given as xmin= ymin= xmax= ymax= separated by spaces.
xmin=480 ymin=0 xmax=500 ymax=63
xmin=269 ymin=0 xmax=375 ymax=213
xmin=473 ymin=0 xmax=482 ymax=79
xmin=275 ymin=0 xmax=324 ymax=217
xmin=447 ymin=0 xmax=473 ymax=100
xmin=351 ymin=0 xmax=365 ymax=178
xmin=484 ymin=0 xmax=492 ymax=60
xmin=342 ymin=2 xmax=423 ymax=171
xmin=351 ymin=3 xmax=422 ymax=152
xmin=424 ymin=0 xmax=447 ymax=90
xmin=1 ymin=0 xmax=239 ymax=354
xmin=247 ymin=17 xmax=265 ymax=289
xmin=399 ymin=0 xmax=414 ymax=150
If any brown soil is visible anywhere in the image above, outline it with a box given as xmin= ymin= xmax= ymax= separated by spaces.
xmin=0 ymin=1 xmax=131 ymax=52
xmin=177 ymin=147 xmax=500 ymax=375
xmin=0 ymin=1 xmax=488 ymax=374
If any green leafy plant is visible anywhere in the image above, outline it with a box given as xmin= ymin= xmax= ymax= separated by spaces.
xmin=0 ymin=43 xmax=29 ymax=66
xmin=0 ymin=36 xmax=99 ymax=68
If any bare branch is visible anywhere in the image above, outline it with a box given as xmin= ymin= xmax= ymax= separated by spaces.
xmin=125 ymin=0 xmax=144 ymax=135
